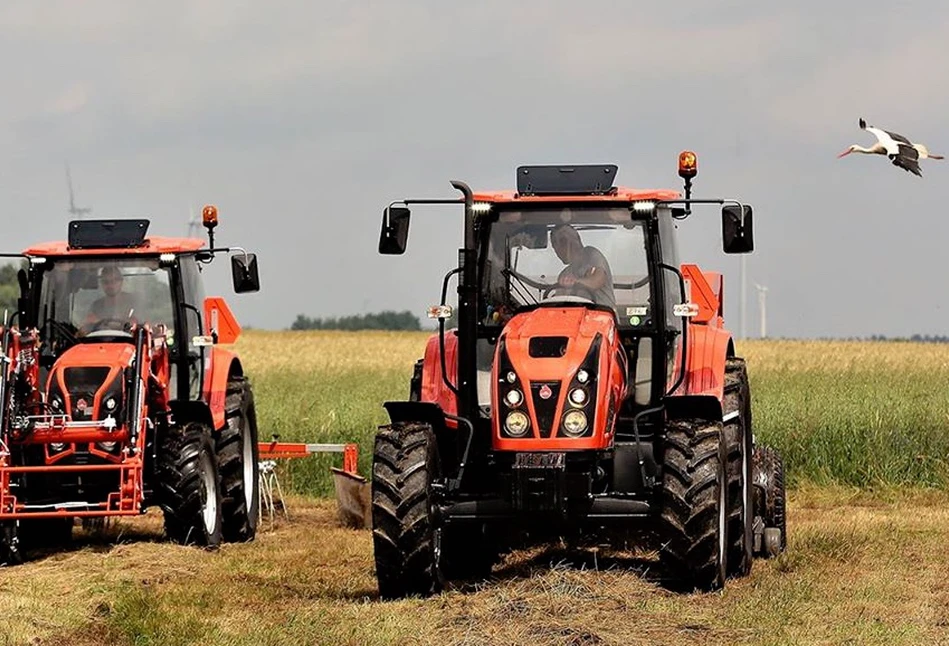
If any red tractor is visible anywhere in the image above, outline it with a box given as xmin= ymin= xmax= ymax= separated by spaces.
xmin=372 ymin=154 xmax=786 ymax=597
xmin=0 ymin=208 xmax=261 ymax=562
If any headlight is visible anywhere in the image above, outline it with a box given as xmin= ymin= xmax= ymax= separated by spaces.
xmin=104 ymin=397 xmax=117 ymax=411
xmin=569 ymin=388 xmax=587 ymax=407
xmin=504 ymin=389 xmax=523 ymax=407
xmin=562 ymin=410 xmax=588 ymax=437
xmin=504 ymin=411 xmax=530 ymax=437
xmin=505 ymin=371 xmax=517 ymax=384
xmin=98 ymin=441 xmax=118 ymax=452
xmin=576 ymin=369 xmax=589 ymax=384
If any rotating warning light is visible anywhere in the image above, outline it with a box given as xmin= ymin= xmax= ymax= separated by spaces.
xmin=678 ymin=151 xmax=697 ymax=179
xmin=202 ymin=204 xmax=219 ymax=229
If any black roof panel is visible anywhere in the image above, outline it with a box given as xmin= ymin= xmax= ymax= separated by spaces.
xmin=516 ymin=164 xmax=618 ymax=196
xmin=67 ymin=219 xmax=150 ymax=249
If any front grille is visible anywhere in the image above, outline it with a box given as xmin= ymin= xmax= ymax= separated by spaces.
xmin=64 ymin=367 xmax=110 ymax=420
xmin=528 ymin=336 xmax=569 ymax=358
xmin=530 ymin=381 xmax=561 ymax=437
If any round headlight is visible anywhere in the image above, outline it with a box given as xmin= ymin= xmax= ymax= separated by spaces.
xmin=98 ymin=441 xmax=117 ymax=452
xmin=504 ymin=389 xmax=523 ymax=407
xmin=577 ymin=369 xmax=589 ymax=384
xmin=569 ymin=388 xmax=587 ymax=406
xmin=505 ymin=371 xmax=517 ymax=384
xmin=562 ymin=410 xmax=588 ymax=437
xmin=49 ymin=442 xmax=66 ymax=452
xmin=504 ymin=411 xmax=530 ymax=437
xmin=105 ymin=397 xmax=117 ymax=411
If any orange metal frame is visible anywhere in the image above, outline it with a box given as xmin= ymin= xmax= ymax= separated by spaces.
xmin=258 ymin=441 xmax=359 ymax=475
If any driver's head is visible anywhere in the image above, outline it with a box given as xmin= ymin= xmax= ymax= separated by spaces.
xmin=98 ymin=265 xmax=123 ymax=297
xmin=551 ymin=223 xmax=582 ymax=264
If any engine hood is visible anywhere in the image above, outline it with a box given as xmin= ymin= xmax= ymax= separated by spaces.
xmin=499 ymin=307 xmax=617 ymax=381
xmin=47 ymin=343 xmax=133 ymax=421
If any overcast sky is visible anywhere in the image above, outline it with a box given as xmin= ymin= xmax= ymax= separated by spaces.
xmin=1 ymin=1 xmax=947 ymax=338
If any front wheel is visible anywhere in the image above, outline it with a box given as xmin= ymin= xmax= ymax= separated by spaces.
xmin=157 ymin=421 xmax=224 ymax=548
xmin=659 ymin=418 xmax=729 ymax=592
xmin=217 ymin=376 xmax=260 ymax=542
xmin=371 ymin=422 xmax=443 ymax=600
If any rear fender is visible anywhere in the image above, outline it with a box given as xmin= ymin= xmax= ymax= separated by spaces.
xmin=677 ymin=325 xmax=733 ymax=401
xmin=203 ymin=348 xmax=242 ymax=431
xmin=418 ymin=331 xmax=459 ymax=417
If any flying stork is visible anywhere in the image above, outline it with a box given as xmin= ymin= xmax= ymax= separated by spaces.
xmin=837 ymin=118 xmax=943 ymax=177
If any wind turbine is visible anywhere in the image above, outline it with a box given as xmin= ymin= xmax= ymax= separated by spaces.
xmin=187 ymin=203 xmax=201 ymax=238
xmin=65 ymin=163 xmax=91 ymax=219
xmin=755 ymin=283 xmax=768 ymax=338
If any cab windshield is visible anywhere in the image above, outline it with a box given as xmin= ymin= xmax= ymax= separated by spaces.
xmin=37 ymin=257 xmax=175 ymax=342
xmin=482 ymin=206 xmax=651 ymax=327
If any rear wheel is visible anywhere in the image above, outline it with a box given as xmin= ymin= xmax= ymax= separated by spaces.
xmin=752 ymin=445 xmax=787 ymax=557
xmin=371 ymin=422 xmax=443 ymax=599
xmin=217 ymin=376 xmax=260 ymax=542
xmin=724 ymin=357 xmax=754 ymax=578
xmin=659 ymin=418 xmax=729 ymax=592
xmin=157 ymin=421 xmax=224 ymax=547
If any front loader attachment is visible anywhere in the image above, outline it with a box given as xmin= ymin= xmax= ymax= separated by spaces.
xmin=257 ymin=440 xmax=370 ymax=529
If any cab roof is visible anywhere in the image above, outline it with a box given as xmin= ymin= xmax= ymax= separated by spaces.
xmin=23 ymin=236 xmax=206 ymax=257
xmin=472 ymin=186 xmax=681 ymax=204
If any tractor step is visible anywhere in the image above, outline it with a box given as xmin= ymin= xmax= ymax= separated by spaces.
xmin=441 ymin=495 xmax=650 ymax=522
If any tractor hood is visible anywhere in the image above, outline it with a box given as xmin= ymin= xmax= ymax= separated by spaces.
xmin=493 ymin=306 xmax=626 ymax=448
xmin=499 ymin=307 xmax=615 ymax=382
xmin=47 ymin=342 xmax=133 ymax=422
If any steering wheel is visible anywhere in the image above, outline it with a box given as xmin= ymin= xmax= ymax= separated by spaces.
xmin=85 ymin=317 xmax=132 ymax=336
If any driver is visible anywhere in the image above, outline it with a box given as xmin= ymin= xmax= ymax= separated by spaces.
xmin=550 ymin=223 xmax=616 ymax=308
xmin=83 ymin=265 xmax=139 ymax=331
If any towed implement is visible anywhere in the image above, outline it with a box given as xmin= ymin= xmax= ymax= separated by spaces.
xmin=0 ymin=208 xmax=262 ymax=562
xmin=372 ymin=154 xmax=787 ymax=597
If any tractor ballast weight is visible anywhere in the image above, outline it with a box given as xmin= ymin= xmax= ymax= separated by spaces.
xmin=0 ymin=210 xmax=262 ymax=562
xmin=372 ymin=154 xmax=786 ymax=598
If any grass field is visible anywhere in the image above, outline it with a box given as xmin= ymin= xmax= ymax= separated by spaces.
xmin=4 ymin=330 xmax=949 ymax=645
xmin=239 ymin=330 xmax=949 ymax=494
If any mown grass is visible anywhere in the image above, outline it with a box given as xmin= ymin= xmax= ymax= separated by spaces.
xmin=5 ymin=490 xmax=947 ymax=646
xmin=235 ymin=331 xmax=949 ymax=493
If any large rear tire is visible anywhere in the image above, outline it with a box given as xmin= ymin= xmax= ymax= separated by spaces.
xmin=157 ymin=421 xmax=224 ymax=548
xmin=659 ymin=418 xmax=729 ymax=592
xmin=724 ymin=357 xmax=754 ymax=578
xmin=217 ymin=376 xmax=260 ymax=543
xmin=752 ymin=445 xmax=787 ymax=557
xmin=371 ymin=422 xmax=443 ymax=599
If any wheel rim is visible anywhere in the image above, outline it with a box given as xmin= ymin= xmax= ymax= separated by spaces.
xmin=199 ymin=451 xmax=218 ymax=534
xmin=242 ymin=415 xmax=255 ymax=510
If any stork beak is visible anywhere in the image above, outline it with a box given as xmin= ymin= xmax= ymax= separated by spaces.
xmin=837 ymin=147 xmax=853 ymax=158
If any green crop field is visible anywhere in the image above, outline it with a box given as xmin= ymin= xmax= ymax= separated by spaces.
xmin=4 ymin=330 xmax=949 ymax=646
xmin=240 ymin=331 xmax=949 ymax=494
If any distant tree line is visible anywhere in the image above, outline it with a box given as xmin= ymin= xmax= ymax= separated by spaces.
xmin=290 ymin=310 xmax=421 ymax=331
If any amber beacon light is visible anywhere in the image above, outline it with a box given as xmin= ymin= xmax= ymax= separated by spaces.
xmin=678 ymin=150 xmax=698 ymax=179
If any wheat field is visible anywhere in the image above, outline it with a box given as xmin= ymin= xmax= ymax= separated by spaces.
xmin=3 ymin=330 xmax=949 ymax=645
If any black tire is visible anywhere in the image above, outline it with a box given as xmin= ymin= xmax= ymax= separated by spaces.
xmin=752 ymin=445 xmax=787 ymax=557
xmin=371 ymin=422 xmax=443 ymax=599
xmin=724 ymin=357 xmax=754 ymax=578
xmin=0 ymin=522 xmax=23 ymax=566
xmin=217 ymin=376 xmax=260 ymax=543
xmin=157 ymin=421 xmax=224 ymax=547
xmin=659 ymin=418 xmax=729 ymax=592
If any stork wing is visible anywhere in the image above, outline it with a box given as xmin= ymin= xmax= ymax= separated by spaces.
xmin=859 ymin=118 xmax=904 ymax=155
xmin=882 ymin=128 xmax=912 ymax=145
xmin=892 ymin=144 xmax=922 ymax=176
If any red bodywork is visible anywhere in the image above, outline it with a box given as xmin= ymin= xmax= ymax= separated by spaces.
xmin=0 ymin=236 xmax=246 ymax=520
xmin=492 ymin=308 xmax=627 ymax=451
xmin=414 ymin=189 xmax=736 ymax=447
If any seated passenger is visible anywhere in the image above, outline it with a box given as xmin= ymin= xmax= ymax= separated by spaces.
xmin=550 ymin=223 xmax=616 ymax=308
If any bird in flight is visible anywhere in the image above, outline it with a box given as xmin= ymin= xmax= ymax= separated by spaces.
xmin=837 ymin=118 xmax=943 ymax=177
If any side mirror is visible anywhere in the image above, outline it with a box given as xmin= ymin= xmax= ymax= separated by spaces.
xmin=722 ymin=204 xmax=754 ymax=254
xmin=379 ymin=206 xmax=411 ymax=255
xmin=231 ymin=252 xmax=260 ymax=293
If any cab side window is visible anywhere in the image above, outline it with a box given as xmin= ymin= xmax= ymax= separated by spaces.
xmin=179 ymin=256 xmax=207 ymax=400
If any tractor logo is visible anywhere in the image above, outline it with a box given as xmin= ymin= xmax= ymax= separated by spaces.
xmin=539 ymin=385 xmax=552 ymax=400
xmin=76 ymin=399 xmax=88 ymax=412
